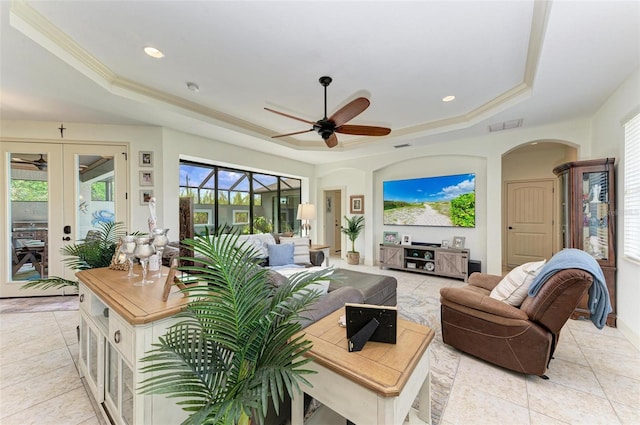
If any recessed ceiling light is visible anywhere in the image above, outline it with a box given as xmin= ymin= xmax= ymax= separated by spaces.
xmin=186 ymin=82 xmax=200 ymax=92
xmin=144 ymin=46 xmax=164 ymax=59
xmin=442 ymin=95 xmax=456 ymax=102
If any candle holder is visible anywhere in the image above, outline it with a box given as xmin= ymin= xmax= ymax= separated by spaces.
xmin=152 ymin=228 xmax=170 ymax=277
xmin=133 ymin=237 xmax=156 ymax=286
xmin=120 ymin=236 xmax=138 ymax=279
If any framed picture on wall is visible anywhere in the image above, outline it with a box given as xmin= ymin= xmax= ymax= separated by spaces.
xmin=401 ymin=234 xmax=412 ymax=245
xmin=139 ymin=171 xmax=153 ymax=186
xmin=139 ymin=151 xmax=153 ymax=167
xmin=140 ymin=190 xmax=154 ymax=205
xmin=350 ymin=195 xmax=364 ymax=214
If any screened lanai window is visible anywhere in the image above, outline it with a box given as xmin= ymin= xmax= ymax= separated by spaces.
xmin=179 ymin=160 xmax=301 ymax=234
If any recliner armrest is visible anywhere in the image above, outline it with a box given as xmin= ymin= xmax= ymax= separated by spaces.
xmin=468 ymin=272 xmax=503 ymax=291
xmin=440 ymin=287 xmax=528 ymax=320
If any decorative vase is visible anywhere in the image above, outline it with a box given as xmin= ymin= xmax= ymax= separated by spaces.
xmin=346 ymin=252 xmax=360 ymax=265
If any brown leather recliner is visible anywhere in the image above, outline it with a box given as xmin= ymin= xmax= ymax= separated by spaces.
xmin=440 ymin=268 xmax=593 ymax=377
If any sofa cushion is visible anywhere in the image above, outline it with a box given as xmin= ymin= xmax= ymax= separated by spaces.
xmin=267 ymin=243 xmax=294 ymax=266
xmin=330 ymin=269 xmax=397 ymax=306
xmin=237 ymin=233 xmax=276 ymax=259
xmin=279 ymin=237 xmax=311 ymax=265
xmin=490 ymin=260 xmax=546 ymax=306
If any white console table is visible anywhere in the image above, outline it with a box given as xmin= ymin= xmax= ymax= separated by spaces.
xmin=76 ymin=266 xmax=191 ymax=425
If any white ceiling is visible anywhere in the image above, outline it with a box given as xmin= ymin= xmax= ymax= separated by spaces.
xmin=1 ymin=0 xmax=638 ymax=164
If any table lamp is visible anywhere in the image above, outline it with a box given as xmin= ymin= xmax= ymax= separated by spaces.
xmin=297 ymin=203 xmax=316 ymax=237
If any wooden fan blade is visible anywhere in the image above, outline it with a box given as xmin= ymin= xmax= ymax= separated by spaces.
xmin=329 ymin=97 xmax=370 ymax=127
xmin=264 ymin=107 xmax=315 ymax=125
xmin=325 ymin=133 xmax=338 ymax=148
xmin=271 ymin=129 xmax=313 ymax=138
xmin=336 ymin=124 xmax=391 ymax=136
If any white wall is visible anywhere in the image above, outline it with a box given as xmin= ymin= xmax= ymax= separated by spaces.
xmin=316 ymin=118 xmax=591 ymax=273
xmin=591 ymin=68 xmax=640 ymax=347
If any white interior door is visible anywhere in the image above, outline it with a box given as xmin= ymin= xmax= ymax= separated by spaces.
xmin=323 ymin=190 xmax=342 ymax=256
xmin=2 ymin=142 xmax=127 ymax=297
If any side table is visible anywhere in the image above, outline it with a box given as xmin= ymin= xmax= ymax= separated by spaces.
xmin=310 ymin=244 xmax=330 ymax=267
xmin=291 ymin=308 xmax=435 ymax=424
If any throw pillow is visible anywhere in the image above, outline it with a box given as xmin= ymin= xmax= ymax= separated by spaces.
xmin=279 ymin=237 xmax=311 ymax=265
xmin=489 ymin=260 xmax=547 ymax=307
xmin=267 ymin=243 xmax=294 ymax=267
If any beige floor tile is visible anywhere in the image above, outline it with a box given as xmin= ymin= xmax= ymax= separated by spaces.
xmin=454 ymin=354 xmax=528 ymax=407
xmin=572 ymin=329 xmax=640 ymax=359
xmin=0 ymin=386 xmax=96 ymax=425
xmin=527 ymin=375 xmax=621 ymax=424
xmin=594 ymin=370 xmax=640 ymax=408
xmin=553 ymin=330 xmax=589 ymax=366
xmin=544 ymin=358 xmax=606 ymax=398
xmin=611 ymin=401 xmax=640 ymax=425
xmin=528 ymin=410 xmax=570 ymax=425
xmin=566 ymin=317 xmax=627 ymax=340
xmin=581 ymin=347 xmax=640 ymax=381
xmin=0 ymin=346 xmax=73 ymax=389
xmin=441 ymin=381 xmax=530 ymax=425
xmin=0 ymin=364 xmax=82 ymax=419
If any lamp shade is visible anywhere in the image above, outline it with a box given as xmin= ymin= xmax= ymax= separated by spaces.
xmin=297 ymin=203 xmax=316 ymax=220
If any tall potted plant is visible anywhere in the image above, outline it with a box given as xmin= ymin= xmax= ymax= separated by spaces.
xmin=341 ymin=215 xmax=364 ymax=265
xmin=138 ymin=229 xmax=333 ymax=425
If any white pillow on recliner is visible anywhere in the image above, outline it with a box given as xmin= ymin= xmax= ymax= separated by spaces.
xmin=489 ymin=260 xmax=546 ymax=307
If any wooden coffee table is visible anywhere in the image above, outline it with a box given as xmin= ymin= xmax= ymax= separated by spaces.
xmin=291 ymin=308 xmax=435 ymax=425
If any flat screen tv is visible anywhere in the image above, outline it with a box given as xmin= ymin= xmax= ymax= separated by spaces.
xmin=383 ymin=173 xmax=475 ymax=227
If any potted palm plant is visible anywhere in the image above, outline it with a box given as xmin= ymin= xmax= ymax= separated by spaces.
xmin=138 ymin=229 xmax=333 ymax=425
xmin=341 ymin=215 xmax=364 ymax=265
xmin=21 ymin=221 xmax=128 ymax=291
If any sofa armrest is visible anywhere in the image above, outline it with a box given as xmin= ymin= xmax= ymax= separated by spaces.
xmin=440 ymin=287 xmax=528 ymax=320
xmin=467 ymin=272 xmax=503 ymax=291
xmin=297 ymin=286 xmax=364 ymax=329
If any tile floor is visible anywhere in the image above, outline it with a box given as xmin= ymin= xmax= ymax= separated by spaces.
xmin=0 ymin=258 xmax=638 ymax=425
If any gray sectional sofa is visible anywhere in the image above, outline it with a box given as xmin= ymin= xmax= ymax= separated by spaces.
xmin=164 ymin=232 xmax=397 ymax=328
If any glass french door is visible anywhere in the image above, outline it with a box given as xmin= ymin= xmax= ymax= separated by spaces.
xmin=1 ymin=142 xmax=127 ymax=297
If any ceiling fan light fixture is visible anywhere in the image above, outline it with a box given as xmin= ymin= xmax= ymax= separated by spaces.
xmin=144 ymin=46 xmax=164 ymax=59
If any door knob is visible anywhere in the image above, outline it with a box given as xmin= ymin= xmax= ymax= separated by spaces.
xmin=508 ymin=226 xmax=513 ymax=230
xmin=63 ymin=236 xmax=71 ymax=241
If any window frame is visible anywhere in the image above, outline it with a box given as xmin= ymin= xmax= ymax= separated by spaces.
xmin=624 ymin=112 xmax=640 ymax=262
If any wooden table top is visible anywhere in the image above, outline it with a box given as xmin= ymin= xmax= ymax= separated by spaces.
xmin=76 ymin=266 xmax=191 ymax=325
xmin=295 ymin=308 xmax=435 ymax=397
xmin=310 ymin=244 xmax=330 ymax=250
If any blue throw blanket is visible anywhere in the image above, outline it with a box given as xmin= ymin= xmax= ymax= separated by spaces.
xmin=528 ymin=248 xmax=611 ymax=329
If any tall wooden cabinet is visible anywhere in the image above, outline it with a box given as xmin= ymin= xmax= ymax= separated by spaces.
xmin=553 ymin=158 xmax=616 ymax=327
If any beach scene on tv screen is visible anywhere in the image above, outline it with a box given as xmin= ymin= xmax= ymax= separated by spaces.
xmin=383 ymin=173 xmax=475 ymax=227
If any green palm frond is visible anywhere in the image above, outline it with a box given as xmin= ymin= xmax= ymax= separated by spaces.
xmin=21 ymin=221 xmax=130 ymax=291
xmin=140 ymin=228 xmax=334 ymax=425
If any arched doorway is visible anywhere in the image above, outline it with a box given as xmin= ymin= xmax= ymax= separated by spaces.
xmin=501 ymin=141 xmax=577 ymax=270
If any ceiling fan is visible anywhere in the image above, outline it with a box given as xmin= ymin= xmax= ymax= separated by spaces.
xmin=265 ymin=76 xmax=391 ymax=148
xmin=11 ymin=154 xmax=48 ymax=170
